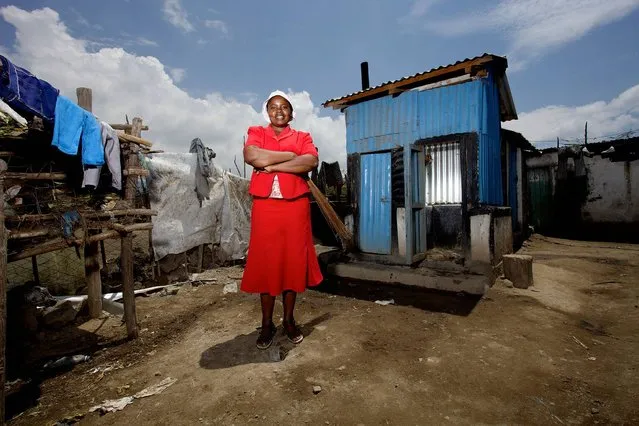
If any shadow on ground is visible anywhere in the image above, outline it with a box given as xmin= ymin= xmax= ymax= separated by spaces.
xmin=199 ymin=313 xmax=331 ymax=370
xmin=314 ymin=278 xmax=482 ymax=316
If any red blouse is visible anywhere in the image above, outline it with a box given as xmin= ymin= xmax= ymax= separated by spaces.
xmin=245 ymin=125 xmax=319 ymax=199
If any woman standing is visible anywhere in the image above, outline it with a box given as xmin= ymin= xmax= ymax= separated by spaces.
xmin=241 ymin=90 xmax=323 ymax=349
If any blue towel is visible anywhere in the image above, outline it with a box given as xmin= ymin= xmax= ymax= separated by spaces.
xmin=0 ymin=54 xmax=59 ymax=123
xmin=52 ymin=95 xmax=104 ymax=166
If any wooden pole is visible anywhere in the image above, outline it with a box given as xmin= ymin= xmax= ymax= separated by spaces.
xmin=85 ymin=237 xmax=102 ymax=318
xmin=77 ymin=87 xmax=103 ymax=318
xmin=121 ymin=117 xmax=143 ymax=339
xmin=242 ymin=136 xmax=246 ymax=178
xmin=585 ymin=121 xmax=588 ymax=145
xmin=0 ymin=159 xmax=8 ymax=422
xmin=31 ymin=256 xmax=40 ymax=285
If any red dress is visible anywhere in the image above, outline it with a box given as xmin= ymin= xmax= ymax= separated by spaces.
xmin=240 ymin=125 xmax=323 ymax=296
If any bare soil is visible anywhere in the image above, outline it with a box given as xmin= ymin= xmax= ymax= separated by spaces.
xmin=7 ymin=235 xmax=639 ymax=425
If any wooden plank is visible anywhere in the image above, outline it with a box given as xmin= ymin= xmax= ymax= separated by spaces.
xmin=118 ymin=132 xmax=153 ymax=147
xmin=324 ymin=55 xmax=499 ymax=109
xmin=123 ymin=167 xmax=150 ymax=177
xmin=8 ymin=229 xmax=49 ymax=239
xmin=8 ymin=223 xmax=153 ymax=262
xmin=0 ymin=159 xmax=7 ymax=421
xmin=110 ymin=123 xmax=149 ymax=131
xmin=1 ymin=172 xmax=66 ymax=181
xmin=6 ymin=208 xmax=157 ymax=223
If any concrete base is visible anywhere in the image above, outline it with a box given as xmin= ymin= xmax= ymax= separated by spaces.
xmin=326 ymin=262 xmax=488 ymax=295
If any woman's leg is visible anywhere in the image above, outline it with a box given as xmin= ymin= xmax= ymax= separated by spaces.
xmin=282 ymin=290 xmax=303 ymax=344
xmin=260 ymin=293 xmax=276 ymax=328
xmin=256 ymin=293 xmax=276 ymax=349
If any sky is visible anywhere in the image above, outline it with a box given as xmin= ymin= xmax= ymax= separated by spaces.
xmin=1 ymin=0 xmax=639 ymax=170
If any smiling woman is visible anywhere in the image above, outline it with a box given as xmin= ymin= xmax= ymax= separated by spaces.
xmin=240 ymin=90 xmax=322 ymax=350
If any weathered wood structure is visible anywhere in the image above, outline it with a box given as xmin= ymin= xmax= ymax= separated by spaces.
xmin=0 ymin=86 xmax=156 ymax=418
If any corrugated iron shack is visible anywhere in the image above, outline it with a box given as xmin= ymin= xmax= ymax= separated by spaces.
xmin=324 ymin=54 xmax=528 ymax=266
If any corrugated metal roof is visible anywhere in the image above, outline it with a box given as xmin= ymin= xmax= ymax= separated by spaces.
xmin=323 ymin=53 xmax=518 ymax=122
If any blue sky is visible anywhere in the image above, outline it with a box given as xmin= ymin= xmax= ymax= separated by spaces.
xmin=1 ymin=0 xmax=639 ymax=167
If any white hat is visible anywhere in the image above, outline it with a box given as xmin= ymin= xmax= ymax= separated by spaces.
xmin=262 ymin=90 xmax=296 ymax=123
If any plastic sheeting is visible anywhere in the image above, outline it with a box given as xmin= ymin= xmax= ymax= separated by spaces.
xmin=145 ymin=152 xmax=251 ymax=261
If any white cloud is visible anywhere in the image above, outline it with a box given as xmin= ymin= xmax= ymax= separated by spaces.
xmin=136 ymin=37 xmax=159 ymax=47
xmin=406 ymin=0 xmax=639 ymax=70
xmin=70 ymin=7 xmax=103 ymax=31
xmin=404 ymin=0 xmax=441 ymax=19
xmin=162 ymin=0 xmax=194 ymax=33
xmin=504 ymin=83 xmax=639 ymax=144
xmin=204 ymin=19 xmax=229 ymax=37
xmin=0 ymin=6 xmax=346 ymax=172
xmin=169 ymin=67 xmax=186 ymax=83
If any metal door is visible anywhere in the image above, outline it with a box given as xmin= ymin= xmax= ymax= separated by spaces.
xmin=359 ymin=152 xmax=392 ymax=254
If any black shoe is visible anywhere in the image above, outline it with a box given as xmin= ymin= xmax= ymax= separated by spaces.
xmin=283 ymin=320 xmax=304 ymax=344
xmin=256 ymin=323 xmax=277 ymax=350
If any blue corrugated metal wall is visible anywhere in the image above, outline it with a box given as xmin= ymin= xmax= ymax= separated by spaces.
xmin=346 ymin=75 xmax=503 ymax=204
xmin=509 ymin=144 xmax=518 ymax=230
xmin=478 ymin=75 xmax=504 ymax=205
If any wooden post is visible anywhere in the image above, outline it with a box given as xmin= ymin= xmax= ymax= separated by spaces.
xmin=77 ymin=88 xmax=103 ymax=318
xmin=100 ymin=240 xmax=109 ymax=276
xmin=197 ymin=244 xmax=204 ymax=272
xmin=121 ymin=117 xmax=143 ymax=339
xmin=0 ymin=159 xmax=8 ymax=422
xmin=31 ymin=256 xmax=40 ymax=285
xmin=76 ymin=87 xmax=93 ymax=113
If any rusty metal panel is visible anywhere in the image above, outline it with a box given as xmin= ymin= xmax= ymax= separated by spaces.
xmin=359 ymin=152 xmax=392 ymax=254
xmin=425 ymin=141 xmax=462 ymax=204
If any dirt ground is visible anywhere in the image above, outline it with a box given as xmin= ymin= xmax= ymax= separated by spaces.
xmin=7 ymin=235 xmax=639 ymax=425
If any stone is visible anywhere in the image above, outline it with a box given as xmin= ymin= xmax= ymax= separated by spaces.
xmin=313 ymin=385 xmax=322 ymax=394
xmin=41 ymin=300 xmax=79 ymax=329
xmin=503 ymin=254 xmax=533 ymax=289
xmin=223 ymin=282 xmax=239 ymax=294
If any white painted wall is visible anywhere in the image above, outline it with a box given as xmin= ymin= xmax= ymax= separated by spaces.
xmin=470 ymin=214 xmax=491 ymax=264
xmin=582 ymin=157 xmax=639 ymax=223
xmin=397 ymin=208 xmax=406 ymax=257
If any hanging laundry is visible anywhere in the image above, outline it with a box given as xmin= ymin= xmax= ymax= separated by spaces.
xmin=189 ymin=137 xmax=216 ymax=206
xmin=0 ymin=54 xmax=59 ymax=124
xmin=82 ymin=122 xmax=123 ymax=190
xmin=52 ymin=95 xmax=104 ymax=166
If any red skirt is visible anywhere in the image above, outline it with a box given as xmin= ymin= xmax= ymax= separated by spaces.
xmin=241 ymin=196 xmax=323 ymax=296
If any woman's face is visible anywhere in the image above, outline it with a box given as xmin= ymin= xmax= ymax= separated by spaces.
xmin=267 ymin=96 xmax=293 ymax=127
